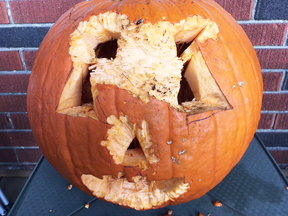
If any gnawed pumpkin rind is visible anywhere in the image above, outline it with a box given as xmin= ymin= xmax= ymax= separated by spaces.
xmin=81 ymin=174 xmax=189 ymax=210
xmin=101 ymin=114 xmax=159 ymax=169
xmin=57 ymin=12 xmax=230 ymax=118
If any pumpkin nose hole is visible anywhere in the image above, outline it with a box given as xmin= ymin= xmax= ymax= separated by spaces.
xmin=123 ymin=137 xmax=149 ymax=169
xmin=95 ymin=39 xmax=118 ymax=59
xmin=128 ymin=137 xmax=141 ymax=149
xmin=177 ymin=63 xmax=195 ymax=104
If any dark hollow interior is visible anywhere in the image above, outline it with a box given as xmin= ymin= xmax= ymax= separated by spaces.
xmin=128 ymin=137 xmax=141 ymax=150
xmin=177 ymin=63 xmax=195 ymax=104
xmin=176 ymin=42 xmax=195 ymax=104
xmin=95 ymin=39 xmax=118 ymax=59
xmin=176 ymin=41 xmax=193 ymax=57
xmin=81 ymin=72 xmax=93 ymax=104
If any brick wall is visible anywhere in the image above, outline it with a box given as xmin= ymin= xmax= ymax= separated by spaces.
xmin=0 ymin=0 xmax=287 ymax=170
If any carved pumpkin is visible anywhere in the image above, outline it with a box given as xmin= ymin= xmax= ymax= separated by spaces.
xmin=27 ymin=0 xmax=263 ymax=210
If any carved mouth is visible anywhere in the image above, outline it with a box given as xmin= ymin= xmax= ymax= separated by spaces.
xmin=81 ymin=174 xmax=189 ymax=210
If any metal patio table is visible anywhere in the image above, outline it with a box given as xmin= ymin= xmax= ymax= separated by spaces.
xmin=8 ymin=135 xmax=288 ymax=216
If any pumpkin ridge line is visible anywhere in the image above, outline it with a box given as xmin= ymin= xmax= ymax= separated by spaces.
xmin=31 ymin=14 xmax=79 ymax=169
xmin=55 ymin=2 xmax=102 ymax=113
xmin=187 ymin=110 xmax=223 ymax=125
xmin=196 ymin=1 xmax=247 ymax=167
xmin=207 ymin=112 xmax=218 ymax=192
xmin=63 ymin=115 xmax=78 ymax=186
xmin=96 ymin=95 xmax=108 ymax=119
xmin=62 ymin=67 xmax=74 ymax=93
xmin=98 ymin=120 xmax=109 ymax=125
xmin=40 ymin=14 xmax=80 ymax=115
xmin=215 ymin=21 xmax=249 ymax=168
xmin=167 ymin=0 xmax=185 ymax=21
xmin=68 ymin=6 xmax=76 ymax=20
xmin=186 ymin=113 xmax=189 ymax=135
xmin=218 ymin=5 xmax=262 ymax=100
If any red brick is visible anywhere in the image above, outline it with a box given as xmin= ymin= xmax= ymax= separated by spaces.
xmin=269 ymin=150 xmax=288 ymax=164
xmin=0 ymin=74 xmax=30 ymax=93
xmin=256 ymin=49 xmax=288 ymax=69
xmin=262 ymin=94 xmax=288 ymax=111
xmin=214 ymin=0 xmax=253 ymax=20
xmin=10 ymin=113 xmax=31 ymax=129
xmin=0 ymin=149 xmax=17 ymax=163
xmin=257 ymin=113 xmax=275 ymax=129
xmin=0 ymin=95 xmax=27 ymax=112
xmin=16 ymin=149 xmax=42 ymax=163
xmin=241 ymin=24 xmax=288 ymax=46
xmin=0 ymin=132 xmax=37 ymax=146
xmin=262 ymin=72 xmax=283 ymax=91
xmin=10 ymin=0 xmax=84 ymax=23
xmin=274 ymin=114 xmax=288 ymax=129
xmin=23 ymin=51 xmax=38 ymax=70
xmin=0 ymin=51 xmax=23 ymax=71
xmin=0 ymin=114 xmax=11 ymax=129
xmin=0 ymin=2 xmax=9 ymax=24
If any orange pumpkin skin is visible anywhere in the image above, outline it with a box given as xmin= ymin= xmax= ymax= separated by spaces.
xmin=27 ymin=0 xmax=263 ymax=210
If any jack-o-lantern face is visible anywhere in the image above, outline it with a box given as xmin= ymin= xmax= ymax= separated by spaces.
xmin=27 ymin=0 xmax=263 ymax=210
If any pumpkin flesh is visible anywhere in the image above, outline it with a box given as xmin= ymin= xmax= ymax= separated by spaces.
xmin=81 ymin=174 xmax=189 ymax=210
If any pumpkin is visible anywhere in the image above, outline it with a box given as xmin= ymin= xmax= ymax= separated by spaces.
xmin=27 ymin=0 xmax=263 ymax=210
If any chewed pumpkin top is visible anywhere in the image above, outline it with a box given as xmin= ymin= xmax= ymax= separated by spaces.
xmin=58 ymin=12 xmax=229 ymax=119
